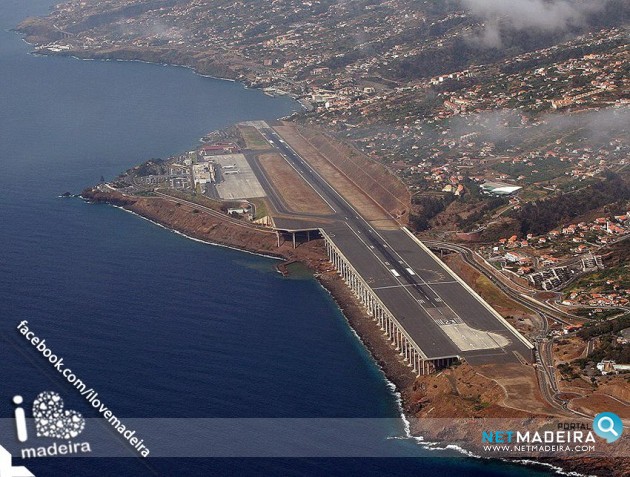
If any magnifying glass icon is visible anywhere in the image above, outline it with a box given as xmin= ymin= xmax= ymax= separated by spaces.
xmin=597 ymin=416 xmax=619 ymax=436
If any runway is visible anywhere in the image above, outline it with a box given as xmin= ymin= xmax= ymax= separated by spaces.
xmin=249 ymin=124 xmax=534 ymax=363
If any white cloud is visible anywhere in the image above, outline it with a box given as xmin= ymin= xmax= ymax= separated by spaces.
xmin=461 ymin=0 xmax=606 ymax=47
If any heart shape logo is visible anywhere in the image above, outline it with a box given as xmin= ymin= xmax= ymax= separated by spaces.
xmin=32 ymin=391 xmax=85 ymax=439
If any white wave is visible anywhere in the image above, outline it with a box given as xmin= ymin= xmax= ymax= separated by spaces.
xmin=314 ymin=279 xmax=439 ymax=449
xmin=312 ymin=276 xmax=591 ymax=476
xmin=507 ymin=459 xmax=591 ymax=476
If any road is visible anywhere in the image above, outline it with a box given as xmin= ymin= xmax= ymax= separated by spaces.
xmin=422 ymin=240 xmax=574 ymax=326
xmin=420 ymin=239 xmax=602 ymax=417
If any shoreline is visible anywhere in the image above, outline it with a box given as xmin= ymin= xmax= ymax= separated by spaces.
xmin=10 ymin=11 xmax=626 ymax=477
xmin=80 ymin=188 xmax=619 ymax=477
xmin=107 ymin=203 xmax=285 ymax=262
xmin=18 ymin=38 xmax=290 ymax=98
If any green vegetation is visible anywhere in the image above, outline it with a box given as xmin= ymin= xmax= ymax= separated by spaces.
xmin=157 ymin=188 xmax=223 ymax=211
xmin=409 ymin=194 xmax=454 ymax=231
xmin=474 ymin=274 xmax=529 ymax=313
xmin=557 ymin=362 xmax=581 ymax=380
xmin=574 ymin=333 xmax=630 ymax=368
xmin=238 ymin=126 xmax=270 ymax=150
xmin=569 ymin=265 xmax=630 ymax=293
xmin=135 ymin=159 xmax=166 ymax=176
xmin=248 ymin=197 xmax=269 ymax=220
xmin=577 ymin=314 xmax=630 ymax=340
xmin=457 ymin=197 xmax=508 ymax=231
xmin=493 ymin=156 xmax=571 ymax=184
xmin=512 ymin=172 xmax=630 ymax=236
xmin=575 ymin=308 xmax=625 ymax=321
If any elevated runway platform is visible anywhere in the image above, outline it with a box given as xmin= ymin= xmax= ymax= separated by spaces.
xmin=240 ymin=121 xmax=534 ymax=374
xmin=321 ymin=223 xmax=533 ymax=367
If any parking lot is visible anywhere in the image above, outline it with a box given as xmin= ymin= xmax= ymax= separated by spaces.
xmin=213 ymin=154 xmax=266 ymax=200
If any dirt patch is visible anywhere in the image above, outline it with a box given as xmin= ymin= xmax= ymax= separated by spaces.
xmin=297 ymin=125 xmax=410 ymax=217
xmin=256 ymin=153 xmax=334 ymax=215
xmin=569 ymin=392 xmax=630 ymax=416
xmin=476 ymin=363 xmax=560 ymax=416
xmin=442 ymin=254 xmax=537 ymax=335
xmin=553 ymin=336 xmax=587 ymax=363
xmin=274 ymin=124 xmax=400 ymax=230
xmin=410 ymin=362 xmax=534 ymax=418
xmin=598 ymin=377 xmax=630 ymax=403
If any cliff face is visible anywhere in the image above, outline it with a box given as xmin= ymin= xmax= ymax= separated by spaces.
xmin=82 ymin=188 xmax=136 ymax=207
xmin=15 ymin=17 xmax=63 ymax=44
xmin=81 ymin=188 xmax=324 ymax=262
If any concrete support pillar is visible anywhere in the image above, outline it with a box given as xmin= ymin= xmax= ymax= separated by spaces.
xmin=412 ymin=350 xmax=418 ymax=373
xmin=292 ymin=232 xmax=296 ymax=249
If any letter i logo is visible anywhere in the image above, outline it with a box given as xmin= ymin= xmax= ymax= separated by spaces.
xmin=13 ymin=396 xmax=28 ymax=443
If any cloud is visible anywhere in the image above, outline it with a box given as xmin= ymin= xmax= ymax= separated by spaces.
xmin=461 ymin=0 xmax=606 ymax=47
xmin=447 ymin=107 xmax=629 ymax=146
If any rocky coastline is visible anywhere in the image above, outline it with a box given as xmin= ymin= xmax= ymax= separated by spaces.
xmin=11 ymin=7 xmax=627 ymax=476
xmin=81 ymin=188 xmax=627 ymax=477
xmin=16 ymin=19 xmax=279 ymax=95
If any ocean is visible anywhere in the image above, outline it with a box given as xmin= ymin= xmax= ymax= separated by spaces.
xmin=0 ymin=1 xmax=554 ymax=475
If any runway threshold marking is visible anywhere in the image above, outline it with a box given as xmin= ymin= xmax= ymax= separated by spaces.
xmin=373 ymin=281 xmax=458 ymax=290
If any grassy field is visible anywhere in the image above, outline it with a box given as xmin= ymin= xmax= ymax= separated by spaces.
xmin=248 ymin=197 xmax=269 ymax=220
xmin=238 ymin=126 xmax=271 ymax=150
xmin=475 ymin=273 xmax=530 ymax=314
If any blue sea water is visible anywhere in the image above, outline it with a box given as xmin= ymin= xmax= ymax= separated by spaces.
xmin=0 ymin=1 xmax=556 ymax=475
